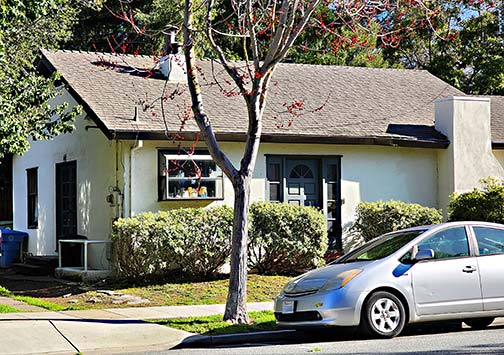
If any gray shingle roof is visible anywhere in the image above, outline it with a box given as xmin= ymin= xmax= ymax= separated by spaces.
xmin=41 ymin=50 xmax=467 ymax=147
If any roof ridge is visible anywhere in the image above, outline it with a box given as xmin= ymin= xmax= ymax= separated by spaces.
xmin=50 ymin=49 xmax=155 ymax=60
xmin=49 ymin=49 xmax=430 ymax=73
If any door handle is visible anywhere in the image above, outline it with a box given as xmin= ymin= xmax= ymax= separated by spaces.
xmin=462 ymin=266 xmax=477 ymax=273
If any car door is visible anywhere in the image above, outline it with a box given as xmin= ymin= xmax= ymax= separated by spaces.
xmin=471 ymin=226 xmax=504 ymax=311
xmin=410 ymin=226 xmax=483 ymax=316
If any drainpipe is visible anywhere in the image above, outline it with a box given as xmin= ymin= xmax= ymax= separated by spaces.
xmin=129 ymin=140 xmax=143 ymax=217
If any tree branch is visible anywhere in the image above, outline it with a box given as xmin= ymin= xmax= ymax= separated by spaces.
xmin=184 ymin=0 xmax=238 ymax=182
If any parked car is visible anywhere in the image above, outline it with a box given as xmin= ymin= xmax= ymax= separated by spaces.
xmin=274 ymin=221 xmax=504 ymax=338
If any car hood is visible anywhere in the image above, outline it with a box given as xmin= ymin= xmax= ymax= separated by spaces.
xmin=284 ymin=261 xmax=374 ymax=294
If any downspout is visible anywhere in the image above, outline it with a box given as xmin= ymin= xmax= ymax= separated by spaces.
xmin=114 ymin=140 xmax=124 ymax=219
xmin=129 ymin=139 xmax=143 ymax=217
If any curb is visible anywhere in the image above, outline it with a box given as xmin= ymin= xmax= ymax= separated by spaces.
xmin=175 ymin=329 xmax=297 ymax=348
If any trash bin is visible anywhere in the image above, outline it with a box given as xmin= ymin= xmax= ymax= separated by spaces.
xmin=0 ymin=229 xmax=28 ymax=268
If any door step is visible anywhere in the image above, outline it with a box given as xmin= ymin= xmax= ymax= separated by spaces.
xmin=12 ymin=256 xmax=58 ymax=276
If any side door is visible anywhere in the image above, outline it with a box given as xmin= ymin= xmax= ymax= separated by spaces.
xmin=56 ymin=161 xmax=77 ymax=237
xmin=471 ymin=226 xmax=504 ymax=311
xmin=411 ymin=226 xmax=483 ymax=316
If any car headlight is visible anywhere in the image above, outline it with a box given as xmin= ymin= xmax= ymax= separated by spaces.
xmin=321 ymin=269 xmax=362 ymax=291
xmin=282 ymin=275 xmax=304 ymax=293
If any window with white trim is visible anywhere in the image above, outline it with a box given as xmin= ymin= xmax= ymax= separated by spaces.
xmin=158 ymin=150 xmax=224 ymax=200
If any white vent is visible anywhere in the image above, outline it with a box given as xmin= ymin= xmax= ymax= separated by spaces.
xmin=159 ymin=54 xmax=186 ymax=82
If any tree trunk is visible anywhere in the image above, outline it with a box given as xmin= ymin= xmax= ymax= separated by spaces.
xmin=224 ymin=176 xmax=252 ymax=323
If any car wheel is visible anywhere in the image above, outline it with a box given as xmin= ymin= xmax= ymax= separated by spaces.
xmin=464 ymin=317 xmax=495 ymax=330
xmin=360 ymin=291 xmax=406 ymax=338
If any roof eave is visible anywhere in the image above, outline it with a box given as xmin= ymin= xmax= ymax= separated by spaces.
xmin=111 ymin=130 xmax=449 ymax=148
xmin=38 ymin=51 xmax=115 ymax=140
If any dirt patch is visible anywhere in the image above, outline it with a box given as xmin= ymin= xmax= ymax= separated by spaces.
xmin=0 ymin=270 xmax=289 ymax=310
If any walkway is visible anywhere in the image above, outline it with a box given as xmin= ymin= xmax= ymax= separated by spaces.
xmin=0 ymin=302 xmax=274 ymax=355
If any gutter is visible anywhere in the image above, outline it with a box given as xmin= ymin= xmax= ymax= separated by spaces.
xmin=111 ymin=130 xmax=450 ymax=149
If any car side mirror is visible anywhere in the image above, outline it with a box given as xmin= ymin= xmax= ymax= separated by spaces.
xmin=414 ymin=249 xmax=435 ymax=261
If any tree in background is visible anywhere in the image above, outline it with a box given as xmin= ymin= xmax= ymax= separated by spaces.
xmin=0 ymin=0 xmax=82 ymax=159
xmin=67 ymin=0 xmax=391 ymax=67
xmin=382 ymin=1 xmax=504 ymax=95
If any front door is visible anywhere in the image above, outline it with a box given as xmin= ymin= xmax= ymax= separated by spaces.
xmin=56 ymin=161 xmax=77 ymax=237
xmin=411 ymin=226 xmax=483 ymax=316
xmin=285 ymin=159 xmax=320 ymax=207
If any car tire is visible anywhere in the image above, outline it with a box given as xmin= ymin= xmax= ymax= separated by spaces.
xmin=463 ymin=317 xmax=495 ymax=330
xmin=360 ymin=291 xmax=406 ymax=338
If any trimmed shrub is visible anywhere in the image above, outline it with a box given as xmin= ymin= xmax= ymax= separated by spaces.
xmin=248 ymin=202 xmax=328 ymax=275
xmin=449 ymin=178 xmax=504 ymax=223
xmin=112 ymin=206 xmax=233 ymax=279
xmin=351 ymin=200 xmax=442 ymax=242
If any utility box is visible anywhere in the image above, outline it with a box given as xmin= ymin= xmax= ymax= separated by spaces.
xmin=0 ymin=229 xmax=28 ymax=268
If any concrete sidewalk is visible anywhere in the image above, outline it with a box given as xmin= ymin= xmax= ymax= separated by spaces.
xmin=0 ymin=302 xmax=273 ymax=355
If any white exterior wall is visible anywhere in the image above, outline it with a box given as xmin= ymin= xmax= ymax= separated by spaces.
xmin=435 ymin=97 xmax=504 ymax=217
xmin=13 ymin=90 xmax=117 ymax=268
xmin=128 ymin=140 xmax=439 ymax=246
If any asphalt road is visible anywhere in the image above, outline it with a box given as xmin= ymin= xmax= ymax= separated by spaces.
xmin=130 ymin=322 xmax=504 ymax=355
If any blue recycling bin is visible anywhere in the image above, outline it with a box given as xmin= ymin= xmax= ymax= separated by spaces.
xmin=0 ymin=229 xmax=28 ymax=268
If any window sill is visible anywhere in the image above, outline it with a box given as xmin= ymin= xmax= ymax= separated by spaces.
xmin=158 ymin=197 xmax=224 ymax=202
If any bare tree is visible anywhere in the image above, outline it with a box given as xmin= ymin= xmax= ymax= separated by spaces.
xmin=103 ymin=0 xmax=479 ymax=324
xmin=181 ymin=0 xmax=445 ymax=324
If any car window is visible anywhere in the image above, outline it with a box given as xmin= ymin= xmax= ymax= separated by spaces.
xmin=416 ymin=227 xmax=469 ymax=260
xmin=335 ymin=230 xmax=425 ymax=263
xmin=473 ymin=227 xmax=504 ymax=256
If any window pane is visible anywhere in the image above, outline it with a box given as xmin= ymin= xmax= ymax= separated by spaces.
xmin=168 ymin=159 xmax=220 ymax=178
xmin=328 ymin=164 xmax=338 ymax=182
xmin=27 ymin=168 xmax=38 ymax=228
xmin=289 ymin=164 xmax=314 ymax=178
xmin=269 ymin=183 xmax=280 ymax=201
xmin=267 ymin=163 xmax=280 ymax=181
xmin=327 ymin=183 xmax=335 ymax=200
xmin=473 ymin=227 xmax=504 ymax=255
xmin=417 ymin=227 xmax=469 ymax=259
xmin=159 ymin=152 xmax=223 ymax=200
xmin=168 ymin=179 xmax=222 ymax=198
xmin=327 ymin=200 xmax=337 ymax=217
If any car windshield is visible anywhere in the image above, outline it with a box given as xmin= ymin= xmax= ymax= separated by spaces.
xmin=334 ymin=229 xmax=427 ymax=264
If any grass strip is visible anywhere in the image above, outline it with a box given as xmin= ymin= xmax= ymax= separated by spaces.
xmin=0 ymin=285 xmax=82 ymax=311
xmin=0 ymin=304 xmax=21 ymax=313
xmin=152 ymin=310 xmax=277 ymax=336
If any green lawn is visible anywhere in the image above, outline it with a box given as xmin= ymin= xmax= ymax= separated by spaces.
xmin=0 ymin=275 xmax=291 ymax=311
xmin=153 ymin=310 xmax=278 ymax=335
xmin=0 ymin=304 xmax=20 ymax=313
xmin=124 ymin=274 xmax=290 ymax=306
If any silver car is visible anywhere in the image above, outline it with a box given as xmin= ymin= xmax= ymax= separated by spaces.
xmin=274 ymin=221 xmax=504 ymax=337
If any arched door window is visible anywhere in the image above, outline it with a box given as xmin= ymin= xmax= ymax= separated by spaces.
xmin=289 ymin=164 xmax=314 ymax=178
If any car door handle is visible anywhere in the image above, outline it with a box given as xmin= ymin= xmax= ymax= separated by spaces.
xmin=462 ymin=266 xmax=477 ymax=273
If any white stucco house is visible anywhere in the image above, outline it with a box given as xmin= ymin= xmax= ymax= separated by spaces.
xmin=11 ymin=49 xmax=504 ymax=272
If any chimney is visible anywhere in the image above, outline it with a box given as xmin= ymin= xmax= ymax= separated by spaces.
xmin=435 ymin=96 xmax=504 ymax=218
xmin=158 ymin=28 xmax=186 ymax=82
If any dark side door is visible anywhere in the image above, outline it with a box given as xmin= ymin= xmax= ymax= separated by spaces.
xmin=56 ymin=161 xmax=77 ymax=237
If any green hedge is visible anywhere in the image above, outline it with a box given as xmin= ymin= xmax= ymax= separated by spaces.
xmin=351 ymin=200 xmax=442 ymax=242
xmin=449 ymin=178 xmax=504 ymax=223
xmin=112 ymin=206 xmax=233 ymax=279
xmin=112 ymin=202 xmax=328 ymax=279
xmin=248 ymin=202 xmax=327 ymax=275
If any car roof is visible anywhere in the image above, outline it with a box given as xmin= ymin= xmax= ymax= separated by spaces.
xmin=398 ymin=221 xmax=504 ymax=233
